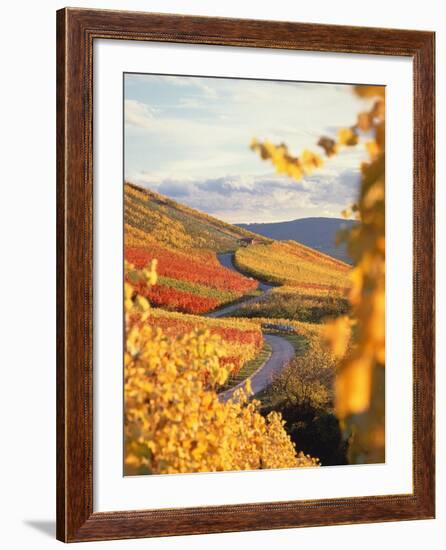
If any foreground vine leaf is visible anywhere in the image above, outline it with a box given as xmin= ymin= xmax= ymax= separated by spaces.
xmin=251 ymin=85 xmax=386 ymax=463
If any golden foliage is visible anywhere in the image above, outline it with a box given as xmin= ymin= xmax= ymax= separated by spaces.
xmin=338 ymin=127 xmax=359 ymax=146
xmin=251 ymin=85 xmax=386 ymax=463
xmin=124 ymin=251 xmax=264 ymax=373
xmin=324 ymin=91 xmax=385 ymax=462
xmin=330 ymin=149 xmax=385 ymax=461
xmin=124 ymin=259 xmax=157 ymax=317
xmin=271 ymin=336 xmax=336 ymax=413
xmin=124 ymin=319 xmax=318 ymax=474
xmin=324 ymin=316 xmax=353 ymax=360
xmin=353 ymin=85 xmax=385 ymax=99
xmin=250 ymin=139 xmax=323 ymax=181
xmin=124 ymin=263 xmax=318 ymax=474
xmin=141 ymin=307 xmax=264 ymax=374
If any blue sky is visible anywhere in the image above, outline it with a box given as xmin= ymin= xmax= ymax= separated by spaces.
xmin=124 ymin=73 xmax=375 ymax=223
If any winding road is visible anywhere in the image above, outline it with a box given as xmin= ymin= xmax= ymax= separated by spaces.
xmin=218 ymin=334 xmax=295 ymax=402
xmin=206 ymin=253 xmax=274 ymax=318
xmin=217 ymin=253 xmax=274 ymax=292
xmin=207 ymin=252 xmax=296 ymax=401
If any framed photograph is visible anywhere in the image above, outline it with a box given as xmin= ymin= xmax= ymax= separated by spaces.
xmin=56 ymin=8 xmax=435 ymax=542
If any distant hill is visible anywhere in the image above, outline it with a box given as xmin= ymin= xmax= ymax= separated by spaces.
xmin=237 ymin=218 xmax=357 ymax=264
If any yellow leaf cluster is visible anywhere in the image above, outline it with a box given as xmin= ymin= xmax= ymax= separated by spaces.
xmin=338 ymin=127 xmax=359 ymax=146
xmin=324 ymin=316 xmax=353 ymax=360
xmin=124 ymin=261 xmax=319 ymax=474
xmin=124 ymin=259 xmax=158 ymax=319
xmin=333 ymin=155 xmax=385 ymax=421
xmin=125 ymin=321 xmax=318 ymax=474
xmin=250 ymin=139 xmax=323 ymax=181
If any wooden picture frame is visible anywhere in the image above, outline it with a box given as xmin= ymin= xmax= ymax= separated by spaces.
xmin=56 ymin=7 xmax=435 ymax=542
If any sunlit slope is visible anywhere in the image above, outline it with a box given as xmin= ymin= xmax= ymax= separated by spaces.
xmin=234 ymin=241 xmax=350 ymax=296
xmin=124 ymin=182 xmax=264 ymax=313
xmin=144 ymin=308 xmax=263 ymax=375
xmin=125 ymin=182 xmax=269 ymax=252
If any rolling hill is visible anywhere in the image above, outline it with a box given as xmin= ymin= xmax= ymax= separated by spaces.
xmin=124 ymin=181 xmax=350 ymax=397
xmin=125 ymin=182 xmax=270 ymax=253
xmin=124 ymin=182 xmax=267 ymax=314
xmin=237 ymin=218 xmax=357 ymax=264
xmin=124 ymin=183 xmax=350 ymax=313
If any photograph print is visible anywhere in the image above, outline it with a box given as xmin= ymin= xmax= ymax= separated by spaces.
xmin=123 ymin=73 xmax=385 ymax=476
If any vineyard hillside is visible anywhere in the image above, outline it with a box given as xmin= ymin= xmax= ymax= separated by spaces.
xmin=125 ymin=182 xmax=270 ymax=252
xmin=125 ymin=183 xmax=350 ymax=315
xmin=234 ymin=240 xmax=350 ymax=296
xmin=125 ymin=182 xmax=267 ymax=314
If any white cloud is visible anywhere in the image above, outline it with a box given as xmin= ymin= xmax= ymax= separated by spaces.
xmin=131 ymin=165 xmax=361 ymax=224
xmin=125 ymin=74 xmax=378 ymax=221
xmin=125 ymin=99 xmax=155 ymax=129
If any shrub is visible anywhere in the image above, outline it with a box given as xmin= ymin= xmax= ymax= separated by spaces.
xmin=124 ymin=324 xmax=319 ymax=474
xmin=262 ymin=340 xmax=348 ymax=466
